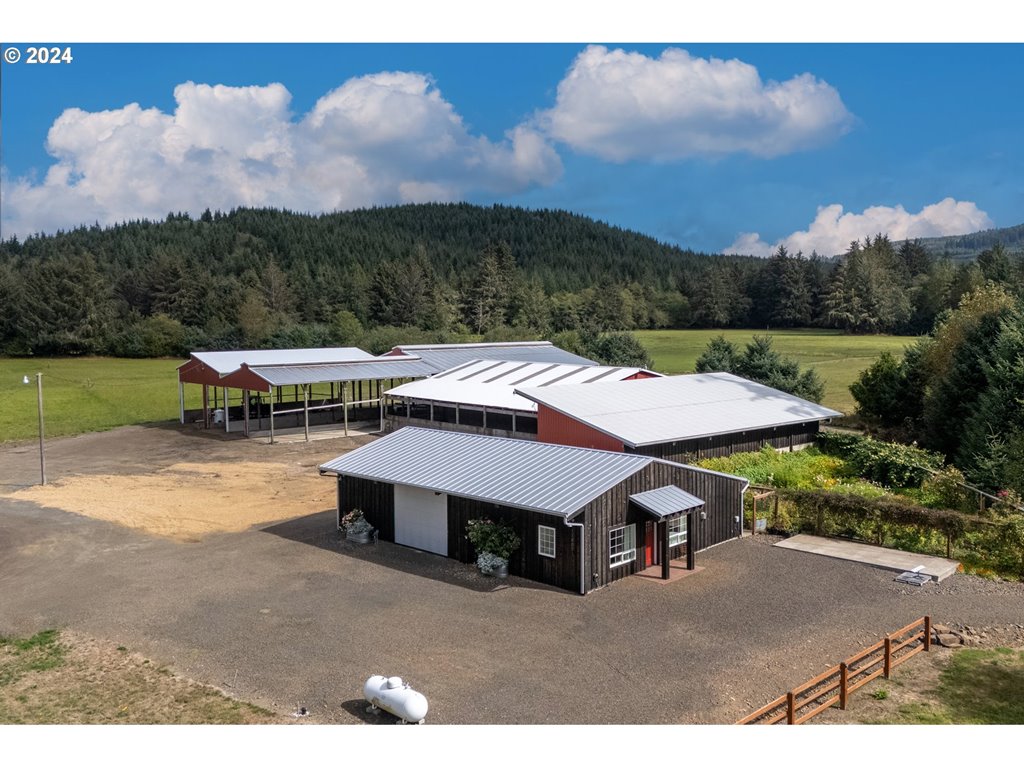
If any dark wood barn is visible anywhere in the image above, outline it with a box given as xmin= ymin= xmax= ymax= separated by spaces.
xmin=319 ymin=427 xmax=748 ymax=594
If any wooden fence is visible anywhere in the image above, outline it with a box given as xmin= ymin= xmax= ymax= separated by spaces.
xmin=737 ymin=616 xmax=932 ymax=724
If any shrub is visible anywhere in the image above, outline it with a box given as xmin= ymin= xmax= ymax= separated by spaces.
xmin=466 ymin=518 xmax=521 ymax=560
xmin=817 ymin=432 xmax=944 ymax=488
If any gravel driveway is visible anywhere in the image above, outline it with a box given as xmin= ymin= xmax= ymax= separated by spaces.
xmin=1 ymin=426 xmax=1021 ymax=724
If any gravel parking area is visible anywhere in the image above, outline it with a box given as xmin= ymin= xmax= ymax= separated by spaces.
xmin=1 ymin=426 xmax=1021 ymax=724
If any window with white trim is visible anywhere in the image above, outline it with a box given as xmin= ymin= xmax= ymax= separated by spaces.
xmin=538 ymin=525 xmax=556 ymax=558
xmin=609 ymin=524 xmax=636 ymax=567
xmin=668 ymin=516 xmax=687 ymax=547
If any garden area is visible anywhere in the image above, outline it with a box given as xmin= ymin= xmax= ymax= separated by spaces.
xmin=698 ymin=432 xmax=1024 ymax=580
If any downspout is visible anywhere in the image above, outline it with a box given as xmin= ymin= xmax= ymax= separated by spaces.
xmin=738 ymin=479 xmax=750 ymax=538
xmin=563 ymin=515 xmax=586 ymax=596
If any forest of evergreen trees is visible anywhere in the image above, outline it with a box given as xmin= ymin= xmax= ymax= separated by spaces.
xmin=1 ymin=203 xmax=1022 ymax=357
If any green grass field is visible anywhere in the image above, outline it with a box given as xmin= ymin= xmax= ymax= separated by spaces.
xmin=635 ymin=329 xmax=918 ymax=413
xmin=0 ymin=357 xmax=202 ymax=442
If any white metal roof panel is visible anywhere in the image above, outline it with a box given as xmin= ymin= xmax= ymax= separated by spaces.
xmin=249 ymin=358 xmax=437 ymax=386
xmin=389 ymin=342 xmax=597 ymax=371
xmin=319 ymin=426 xmax=654 ymax=518
xmin=630 ymin=486 xmax=705 ymax=519
xmin=517 ymin=372 xmax=844 ymax=447
xmin=383 ymin=359 xmax=658 ymax=411
xmin=185 ymin=347 xmax=375 ymax=376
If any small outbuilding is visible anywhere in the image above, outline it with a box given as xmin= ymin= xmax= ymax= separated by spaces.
xmin=318 ymin=427 xmax=748 ymax=594
xmin=516 ymin=372 xmax=843 ymax=462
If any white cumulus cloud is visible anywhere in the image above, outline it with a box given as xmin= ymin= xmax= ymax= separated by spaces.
xmin=725 ymin=198 xmax=994 ymax=257
xmin=1 ymin=73 xmax=562 ymax=239
xmin=536 ymin=45 xmax=854 ymax=162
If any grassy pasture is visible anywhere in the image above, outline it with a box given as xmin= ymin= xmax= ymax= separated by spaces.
xmin=635 ymin=328 xmax=918 ymax=413
xmin=0 ymin=357 xmax=200 ymax=442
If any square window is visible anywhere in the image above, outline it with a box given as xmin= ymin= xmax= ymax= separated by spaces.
xmin=538 ymin=525 xmax=556 ymax=558
xmin=609 ymin=524 xmax=636 ymax=567
xmin=668 ymin=517 xmax=687 ymax=547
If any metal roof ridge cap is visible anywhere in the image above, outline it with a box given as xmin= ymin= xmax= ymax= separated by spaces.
xmin=651 ymin=457 xmax=748 ymax=483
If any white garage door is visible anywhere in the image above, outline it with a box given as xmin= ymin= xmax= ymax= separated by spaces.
xmin=393 ymin=484 xmax=449 ymax=556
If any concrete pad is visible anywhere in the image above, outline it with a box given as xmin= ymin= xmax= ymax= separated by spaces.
xmin=774 ymin=534 xmax=960 ymax=582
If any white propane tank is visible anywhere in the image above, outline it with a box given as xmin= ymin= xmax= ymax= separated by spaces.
xmin=363 ymin=674 xmax=429 ymax=724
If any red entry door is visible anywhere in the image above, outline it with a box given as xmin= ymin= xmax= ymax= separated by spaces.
xmin=645 ymin=521 xmax=656 ymax=566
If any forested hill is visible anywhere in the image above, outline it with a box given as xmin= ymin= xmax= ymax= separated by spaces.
xmin=1 ymin=203 xmax=1022 ymax=358
xmin=905 ymin=223 xmax=1024 ymax=261
xmin=1 ymin=204 xmax=722 ymax=294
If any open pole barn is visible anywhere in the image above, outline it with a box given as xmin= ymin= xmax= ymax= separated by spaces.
xmin=319 ymin=427 xmax=748 ymax=594
xmin=176 ymin=348 xmax=435 ymax=442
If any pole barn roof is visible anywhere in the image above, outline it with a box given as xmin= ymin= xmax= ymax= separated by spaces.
xmin=319 ymin=426 xmax=655 ymax=518
xmin=384 ymin=341 xmax=597 ymax=371
xmin=384 ymin=359 xmax=660 ymax=412
xmin=180 ymin=347 xmax=375 ymax=377
xmin=516 ymin=372 xmax=844 ymax=448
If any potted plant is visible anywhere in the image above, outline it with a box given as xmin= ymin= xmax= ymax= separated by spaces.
xmin=466 ymin=518 xmax=521 ymax=578
xmin=340 ymin=508 xmax=375 ymax=544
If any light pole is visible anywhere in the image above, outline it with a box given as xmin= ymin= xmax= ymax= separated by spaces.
xmin=22 ymin=373 xmax=46 ymax=485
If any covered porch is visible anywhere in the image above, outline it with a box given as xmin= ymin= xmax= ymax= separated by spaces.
xmin=630 ymin=485 xmax=705 ymax=581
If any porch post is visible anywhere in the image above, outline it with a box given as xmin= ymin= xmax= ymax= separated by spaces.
xmin=224 ymin=387 xmax=230 ymax=433
xmin=686 ymin=511 xmax=696 ymax=570
xmin=661 ymin=519 xmax=671 ymax=580
xmin=243 ymin=388 xmax=250 ymax=437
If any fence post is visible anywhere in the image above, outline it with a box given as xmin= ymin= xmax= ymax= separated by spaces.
xmin=839 ymin=662 xmax=848 ymax=710
xmin=786 ymin=691 xmax=795 ymax=724
xmin=884 ymin=637 xmax=892 ymax=678
xmin=924 ymin=616 xmax=931 ymax=652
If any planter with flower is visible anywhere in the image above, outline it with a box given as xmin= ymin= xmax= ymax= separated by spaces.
xmin=466 ymin=518 xmax=521 ymax=578
xmin=340 ymin=508 xmax=375 ymax=544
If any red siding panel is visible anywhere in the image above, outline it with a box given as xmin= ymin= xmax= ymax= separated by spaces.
xmin=537 ymin=404 xmax=624 ymax=452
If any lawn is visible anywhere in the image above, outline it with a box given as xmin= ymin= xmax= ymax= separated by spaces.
xmin=634 ymin=328 xmax=919 ymax=413
xmin=0 ymin=629 xmax=281 ymax=724
xmin=0 ymin=357 xmax=201 ymax=442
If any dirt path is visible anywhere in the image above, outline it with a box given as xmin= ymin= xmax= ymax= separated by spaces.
xmin=0 ymin=424 xmax=371 ymax=540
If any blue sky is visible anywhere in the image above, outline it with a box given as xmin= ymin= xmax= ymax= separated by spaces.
xmin=2 ymin=19 xmax=1022 ymax=257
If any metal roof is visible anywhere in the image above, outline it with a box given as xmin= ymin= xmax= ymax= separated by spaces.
xmin=630 ymin=486 xmax=705 ymax=519
xmin=248 ymin=358 xmax=436 ymax=386
xmin=383 ymin=359 xmax=659 ymax=412
xmin=517 ymin=372 xmax=844 ymax=448
xmin=183 ymin=347 xmax=375 ymax=376
xmin=388 ymin=342 xmax=597 ymax=372
xmin=319 ymin=426 xmax=654 ymax=518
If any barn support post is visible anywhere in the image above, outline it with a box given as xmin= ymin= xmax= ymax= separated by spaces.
xmin=214 ymin=387 xmax=218 ymax=410
xmin=269 ymin=399 xmax=275 ymax=444
xmin=202 ymin=385 xmax=210 ymax=429
xmin=482 ymin=406 xmax=487 ymax=430
xmin=455 ymin=403 xmax=460 ymax=425
xmin=661 ymin=520 xmax=670 ymax=580
xmin=224 ymin=388 xmax=230 ymax=433
xmin=343 ymin=381 xmax=349 ymax=436
xmin=178 ymin=380 xmax=185 ymax=425
xmin=430 ymin=400 xmax=434 ymax=422
xmin=512 ymin=411 xmax=516 ymax=433
xmin=379 ymin=384 xmax=384 ymax=433
xmin=242 ymin=388 xmax=250 ymax=437
xmin=303 ymin=385 xmax=310 ymax=442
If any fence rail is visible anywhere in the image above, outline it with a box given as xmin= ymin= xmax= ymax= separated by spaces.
xmin=737 ymin=616 xmax=932 ymax=725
